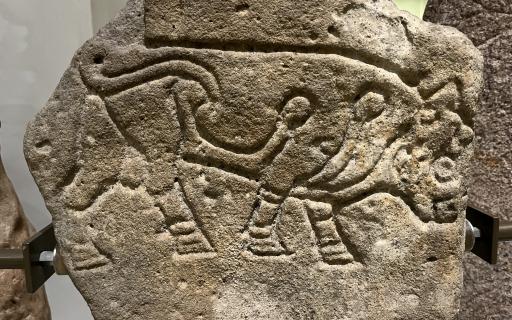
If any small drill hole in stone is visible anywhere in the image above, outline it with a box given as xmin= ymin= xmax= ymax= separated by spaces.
xmin=235 ymin=3 xmax=250 ymax=12
xmin=328 ymin=25 xmax=340 ymax=38
xmin=35 ymin=139 xmax=51 ymax=149
xmin=93 ymin=54 xmax=105 ymax=64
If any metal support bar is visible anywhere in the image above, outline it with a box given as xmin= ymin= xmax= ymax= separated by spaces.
xmin=0 ymin=249 xmax=24 ymax=269
xmin=498 ymin=221 xmax=512 ymax=241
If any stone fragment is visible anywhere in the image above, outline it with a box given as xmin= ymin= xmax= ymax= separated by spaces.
xmin=24 ymin=0 xmax=482 ymax=319
xmin=0 ymin=150 xmax=51 ymax=319
xmin=424 ymin=1 xmax=512 ymax=319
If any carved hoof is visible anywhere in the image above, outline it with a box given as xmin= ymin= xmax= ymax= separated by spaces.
xmin=247 ymin=240 xmax=287 ymax=256
xmin=247 ymin=226 xmax=287 ymax=256
xmin=170 ymin=222 xmax=214 ymax=254
xmin=319 ymin=242 xmax=354 ymax=265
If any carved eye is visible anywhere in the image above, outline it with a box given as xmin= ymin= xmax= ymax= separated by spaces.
xmin=431 ymin=157 xmax=456 ymax=183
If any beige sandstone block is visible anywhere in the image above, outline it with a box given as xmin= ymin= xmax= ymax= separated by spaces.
xmin=24 ymin=0 xmax=482 ymax=319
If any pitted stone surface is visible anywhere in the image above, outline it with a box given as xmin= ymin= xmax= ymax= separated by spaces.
xmin=0 ymin=151 xmax=51 ymax=320
xmin=425 ymin=1 xmax=512 ymax=319
xmin=25 ymin=0 xmax=482 ymax=319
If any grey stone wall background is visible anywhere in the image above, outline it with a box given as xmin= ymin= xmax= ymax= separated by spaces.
xmin=425 ymin=1 xmax=512 ymax=319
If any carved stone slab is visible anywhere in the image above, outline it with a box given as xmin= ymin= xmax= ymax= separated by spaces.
xmin=0 ymin=151 xmax=51 ymax=320
xmin=424 ymin=1 xmax=512 ymax=319
xmin=24 ymin=0 xmax=482 ymax=319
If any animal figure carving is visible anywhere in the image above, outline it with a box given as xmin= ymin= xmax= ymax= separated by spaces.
xmin=69 ymin=42 xmax=473 ymax=265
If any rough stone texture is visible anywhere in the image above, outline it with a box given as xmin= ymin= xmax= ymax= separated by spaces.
xmin=0 ymin=150 xmax=51 ymax=320
xmin=24 ymin=0 xmax=482 ymax=319
xmin=424 ymin=1 xmax=512 ymax=319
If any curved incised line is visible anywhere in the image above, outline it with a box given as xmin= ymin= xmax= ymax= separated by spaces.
xmin=79 ymin=55 xmax=314 ymax=168
xmin=81 ymin=59 xmax=221 ymax=101
xmin=172 ymin=82 xmax=300 ymax=168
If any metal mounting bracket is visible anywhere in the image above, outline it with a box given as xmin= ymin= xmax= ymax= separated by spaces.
xmin=465 ymin=206 xmax=512 ymax=264
xmin=0 ymin=224 xmax=66 ymax=293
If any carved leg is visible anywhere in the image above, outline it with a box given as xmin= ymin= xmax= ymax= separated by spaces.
xmin=304 ymin=200 xmax=353 ymax=265
xmin=160 ymin=181 xmax=214 ymax=255
xmin=246 ymin=191 xmax=287 ymax=256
